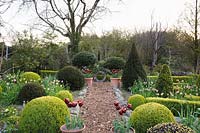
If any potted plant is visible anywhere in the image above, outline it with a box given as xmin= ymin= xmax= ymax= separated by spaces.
xmin=110 ymin=69 xmax=122 ymax=88
xmin=82 ymin=67 xmax=93 ymax=87
xmin=60 ymin=98 xmax=85 ymax=133
xmin=112 ymin=101 xmax=134 ymax=133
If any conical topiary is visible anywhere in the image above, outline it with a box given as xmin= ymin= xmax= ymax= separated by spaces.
xmin=155 ymin=64 xmax=173 ymax=97
xmin=122 ymin=42 xmax=147 ymax=90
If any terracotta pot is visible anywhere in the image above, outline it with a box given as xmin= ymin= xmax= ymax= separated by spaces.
xmin=84 ymin=78 xmax=93 ymax=88
xmin=111 ymin=126 xmax=135 ymax=133
xmin=110 ymin=78 xmax=121 ymax=88
xmin=60 ymin=124 xmax=86 ymax=133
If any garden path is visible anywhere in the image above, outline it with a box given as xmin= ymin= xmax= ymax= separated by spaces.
xmin=81 ymin=82 xmax=117 ymax=133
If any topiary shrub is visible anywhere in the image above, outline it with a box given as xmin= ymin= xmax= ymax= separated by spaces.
xmin=147 ymin=122 xmax=195 ymax=133
xmin=20 ymin=72 xmax=41 ymax=83
xmin=55 ymin=90 xmax=73 ymax=101
xmin=19 ymin=96 xmax=70 ymax=132
xmin=128 ymin=94 xmax=145 ymax=110
xmin=130 ymin=102 xmax=175 ymax=133
xmin=155 ymin=64 xmax=173 ymax=98
xmin=57 ymin=66 xmax=85 ymax=90
xmin=122 ymin=43 xmax=147 ymax=90
xmin=16 ymin=83 xmax=46 ymax=104
xmin=72 ymin=51 xmax=97 ymax=68
xmin=103 ymin=56 xmax=125 ymax=70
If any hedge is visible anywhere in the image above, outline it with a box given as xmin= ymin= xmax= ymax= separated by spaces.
xmin=146 ymin=97 xmax=200 ymax=116
xmin=147 ymin=76 xmax=194 ymax=83
xmin=40 ymin=70 xmax=58 ymax=77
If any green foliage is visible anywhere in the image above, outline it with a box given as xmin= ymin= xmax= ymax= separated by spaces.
xmin=41 ymin=76 xmax=66 ymax=96
xmin=155 ymin=64 xmax=173 ymax=97
xmin=113 ymin=118 xmax=132 ymax=133
xmin=20 ymin=72 xmax=41 ymax=83
xmin=65 ymin=115 xmax=84 ymax=130
xmin=130 ymin=102 xmax=175 ymax=133
xmin=146 ymin=97 xmax=200 ymax=116
xmin=103 ymin=56 xmax=125 ymax=70
xmin=0 ymin=86 xmax=2 ymax=96
xmin=72 ymin=51 xmax=97 ymax=68
xmin=19 ymin=96 xmax=70 ymax=132
xmin=39 ymin=70 xmax=58 ymax=77
xmin=196 ymin=75 xmax=200 ymax=95
xmin=2 ymin=115 xmax=20 ymax=132
xmin=122 ymin=43 xmax=147 ymax=90
xmin=179 ymin=107 xmax=200 ymax=132
xmin=57 ymin=66 xmax=85 ymax=90
xmin=55 ymin=90 xmax=73 ymax=101
xmin=128 ymin=94 xmax=145 ymax=110
xmin=16 ymin=83 xmax=46 ymax=104
xmin=147 ymin=122 xmax=195 ymax=133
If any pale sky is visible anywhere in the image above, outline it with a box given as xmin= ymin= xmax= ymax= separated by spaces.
xmin=0 ymin=0 xmax=190 ymax=44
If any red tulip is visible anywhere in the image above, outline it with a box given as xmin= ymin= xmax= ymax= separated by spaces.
xmin=115 ymin=105 xmax=121 ymax=110
xmin=114 ymin=101 xmax=119 ymax=107
xmin=119 ymin=109 xmax=124 ymax=115
xmin=67 ymin=102 xmax=73 ymax=108
xmin=122 ymin=107 xmax=127 ymax=113
xmin=64 ymin=98 xmax=70 ymax=104
xmin=78 ymin=100 xmax=84 ymax=107
xmin=71 ymin=101 xmax=77 ymax=107
xmin=127 ymin=104 xmax=132 ymax=109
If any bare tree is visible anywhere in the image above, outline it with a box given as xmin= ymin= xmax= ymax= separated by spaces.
xmin=17 ymin=0 xmax=120 ymax=57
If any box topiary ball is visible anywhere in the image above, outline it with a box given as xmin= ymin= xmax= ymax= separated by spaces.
xmin=20 ymin=72 xmax=41 ymax=83
xmin=57 ymin=66 xmax=85 ymax=90
xmin=147 ymin=122 xmax=195 ymax=133
xmin=130 ymin=102 xmax=175 ymax=133
xmin=19 ymin=96 xmax=70 ymax=132
xmin=55 ymin=90 xmax=73 ymax=101
xmin=128 ymin=94 xmax=145 ymax=110
xmin=16 ymin=82 xmax=46 ymax=104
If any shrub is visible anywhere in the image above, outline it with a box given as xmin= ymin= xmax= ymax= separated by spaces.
xmin=146 ymin=97 xmax=200 ymax=116
xmin=55 ymin=90 xmax=73 ymax=101
xmin=20 ymin=72 xmax=41 ymax=83
xmin=155 ymin=64 xmax=173 ymax=98
xmin=130 ymin=102 xmax=175 ymax=133
xmin=147 ymin=122 xmax=195 ymax=133
xmin=57 ymin=66 xmax=85 ymax=90
xmin=128 ymin=94 xmax=145 ymax=110
xmin=122 ymin=43 xmax=147 ymax=90
xmin=103 ymin=56 xmax=125 ymax=70
xmin=72 ymin=51 xmax=97 ymax=68
xmin=16 ymin=83 xmax=46 ymax=104
xmin=19 ymin=96 xmax=70 ymax=132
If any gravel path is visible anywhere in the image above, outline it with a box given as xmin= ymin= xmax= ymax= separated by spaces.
xmin=81 ymin=82 xmax=117 ymax=133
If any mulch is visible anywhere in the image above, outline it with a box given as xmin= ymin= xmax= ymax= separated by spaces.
xmin=81 ymin=82 xmax=117 ymax=133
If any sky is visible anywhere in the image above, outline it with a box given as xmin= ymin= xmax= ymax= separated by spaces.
xmin=0 ymin=0 xmax=190 ymax=45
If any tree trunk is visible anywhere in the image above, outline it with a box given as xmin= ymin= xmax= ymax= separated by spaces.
xmin=194 ymin=0 xmax=199 ymax=73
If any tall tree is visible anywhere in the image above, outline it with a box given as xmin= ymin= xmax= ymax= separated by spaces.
xmin=179 ymin=0 xmax=200 ymax=73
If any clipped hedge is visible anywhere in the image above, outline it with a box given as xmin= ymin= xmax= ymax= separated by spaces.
xmin=146 ymin=97 xmax=200 ymax=116
xmin=184 ymin=95 xmax=200 ymax=101
xmin=147 ymin=76 xmax=194 ymax=83
xmin=40 ymin=70 xmax=58 ymax=77
xmin=19 ymin=96 xmax=70 ymax=132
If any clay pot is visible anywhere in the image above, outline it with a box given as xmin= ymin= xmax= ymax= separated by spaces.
xmin=84 ymin=78 xmax=93 ymax=88
xmin=60 ymin=124 xmax=86 ymax=133
xmin=110 ymin=78 xmax=121 ymax=88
